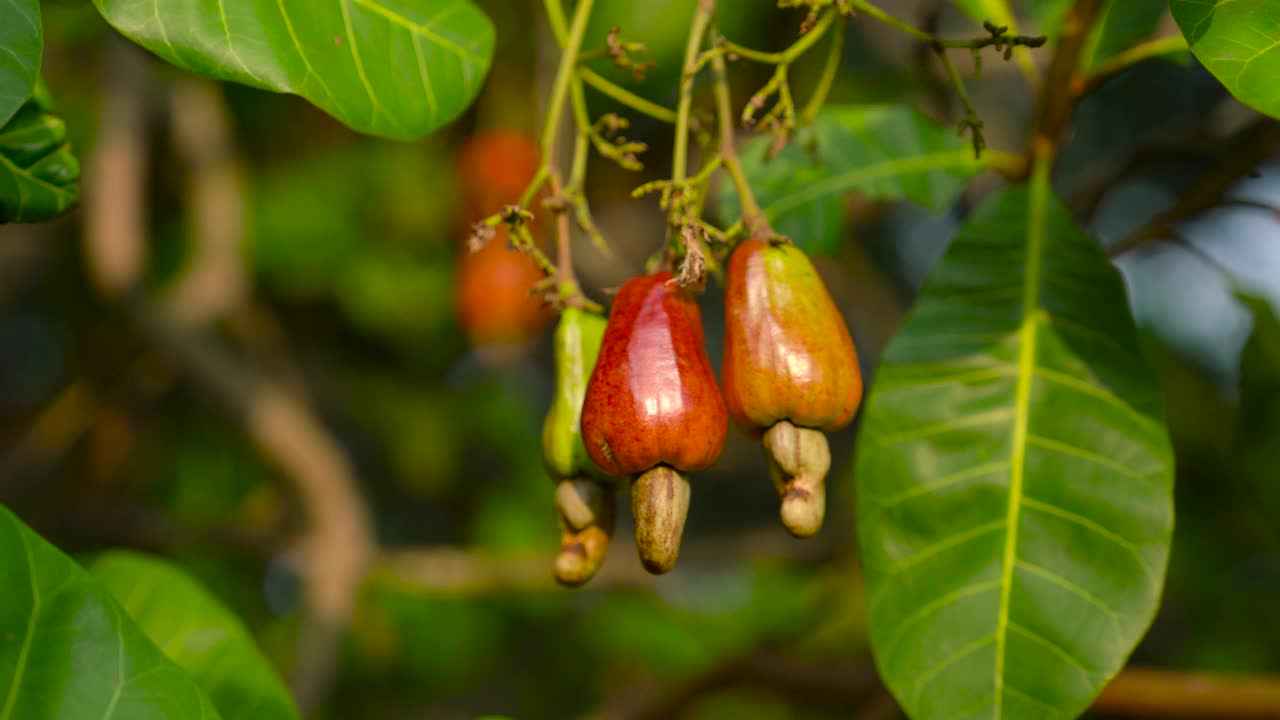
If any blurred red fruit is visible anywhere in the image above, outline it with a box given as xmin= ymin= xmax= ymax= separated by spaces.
xmin=455 ymin=226 xmax=551 ymax=347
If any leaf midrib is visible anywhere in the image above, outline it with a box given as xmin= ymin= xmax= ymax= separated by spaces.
xmin=991 ymin=157 xmax=1050 ymax=719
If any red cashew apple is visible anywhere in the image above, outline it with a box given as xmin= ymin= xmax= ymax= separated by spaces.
xmin=580 ymin=272 xmax=727 ymax=573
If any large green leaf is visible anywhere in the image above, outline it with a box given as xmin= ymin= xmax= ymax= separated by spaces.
xmin=1170 ymin=0 xmax=1280 ymax=119
xmin=91 ymin=0 xmax=495 ymax=140
xmin=90 ymin=552 xmax=299 ymax=720
xmin=855 ymin=172 xmax=1174 ymax=718
xmin=0 ymin=0 xmax=40 ymax=128
xmin=0 ymin=506 xmax=223 ymax=719
xmin=0 ymin=81 xmax=81 ymax=223
xmin=1080 ymin=0 xmax=1169 ymax=74
xmin=719 ymin=105 xmax=990 ymax=255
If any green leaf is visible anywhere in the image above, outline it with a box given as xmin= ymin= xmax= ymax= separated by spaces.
xmin=1081 ymin=0 xmax=1168 ymax=73
xmin=0 ymin=506 xmax=223 ymax=719
xmin=0 ymin=0 xmax=40 ymax=128
xmin=1020 ymin=0 xmax=1072 ymax=37
xmin=855 ymin=172 xmax=1174 ymax=718
xmin=719 ymin=105 xmax=989 ymax=255
xmin=0 ymin=83 xmax=81 ymax=223
xmin=722 ymin=134 xmax=843 ymax=255
xmin=952 ymin=0 xmax=1019 ymax=32
xmin=89 ymin=551 xmax=299 ymax=720
xmin=1170 ymin=0 xmax=1280 ymax=119
xmin=90 ymin=0 xmax=495 ymax=140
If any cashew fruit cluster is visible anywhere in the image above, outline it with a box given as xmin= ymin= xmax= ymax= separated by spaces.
xmin=541 ymin=240 xmax=860 ymax=584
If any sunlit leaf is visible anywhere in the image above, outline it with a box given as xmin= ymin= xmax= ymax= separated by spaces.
xmin=0 ymin=0 xmax=40 ymax=128
xmin=952 ymin=0 xmax=1019 ymax=33
xmin=90 ymin=551 xmax=299 ymax=720
xmin=0 ymin=81 xmax=80 ymax=223
xmin=1170 ymin=0 xmax=1280 ymax=119
xmin=855 ymin=173 xmax=1174 ymax=718
xmin=720 ymin=105 xmax=990 ymax=255
xmin=90 ymin=0 xmax=495 ymax=140
xmin=0 ymin=506 xmax=223 ymax=719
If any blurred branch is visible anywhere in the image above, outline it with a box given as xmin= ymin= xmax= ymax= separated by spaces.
xmin=1025 ymin=0 xmax=1105 ymax=166
xmin=1095 ymin=669 xmax=1280 ymax=718
xmin=164 ymin=78 xmax=247 ymax=326
xmin=83 ymin=38 xmax=150 ymax=298
xmin=594 ymin=648 xmax=1280 ymax=720
xmin=1107 ymin=119 xmax=1280 ymax=258
xmin=129 ymin=302 xmax=374 ymax=713
xmin=374 ymin=527 xmax=836 ymax=594
xmin=592 ymin=651 xmax=886 ymax=720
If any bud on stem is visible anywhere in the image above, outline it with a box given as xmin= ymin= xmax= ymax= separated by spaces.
xmin=631 ymin=465 xmax=691 ymax=574
xmin=554 ymin=477 xmax=615 ymax=586
xmin=762 ymin=420 xmax=830 ymax=538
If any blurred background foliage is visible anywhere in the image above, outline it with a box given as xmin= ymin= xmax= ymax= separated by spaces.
xmin=2 ymin=0 xmax=1279 ymax=718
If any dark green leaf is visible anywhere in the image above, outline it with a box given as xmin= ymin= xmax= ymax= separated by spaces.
xmin=855 ymin=174 xmax=1174 ymax=718
xmin=0 ymin=506 xmax=223 ymax=719
xmin=719 ymin=105 xmax=990 ymax=255
xmin=1170 ymin=0 xmax=1280 ymax=119
xmin=90 ymin=552 xmax=299 ymax=720
xmin=1081 ymin=1 xmax=1168 ymax=73
xmin=721 ymin=135 xmax=843 ymax=255
xmin=0 ymin=0 xmax=40 ymax=128
xmin=90 ymin=0 xmax=495 ymax=140
xmin=0 ymin=82 xmax=81 ymax=223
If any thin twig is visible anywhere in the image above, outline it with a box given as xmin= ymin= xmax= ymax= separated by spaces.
xmin=711 ymin=31 xmax=772 ymax=241
xmin=1072 ymin=34 xmax=1190 ymax=98
xmin=1107 ymin=120 xmax=1280 ymax=258
xmin=799 ymin=15 xmax=845 ymax=126
xmin=667 ymin=0 xmax=715 ymax=230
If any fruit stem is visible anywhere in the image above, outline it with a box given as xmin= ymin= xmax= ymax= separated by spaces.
xmin=632 ymin=465 xmax=691 ymax=574
xmin=666 ymin=0 xmax=715 ymax=234
xmin=709 ymin=29 xmax=773 ymax=241
xmin=539 ymin=0 xmax=595 ymax=165
xmin=798 ymin=15 xmax=846 ymax=127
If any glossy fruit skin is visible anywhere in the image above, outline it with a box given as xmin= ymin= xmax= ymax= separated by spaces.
xmin=542 ymin=308 xmax=610 ymax=480
xmin=723 ymin=238 xmax=861 ymax=435
xmin=581 ymin=272 xmax=728 ymax=477
xmin=455 ymin=225 xmax=551 ymax=346
xmin=457 ymin=130 xmax=542 ymax=227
